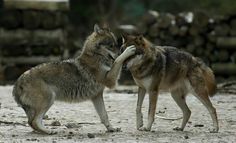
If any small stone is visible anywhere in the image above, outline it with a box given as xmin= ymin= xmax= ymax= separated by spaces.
xmin=43 ymin=115 xmax=49 ymax=120
xmin=51 ymin=121 xmax=61 ymax=126
xmin=67 ymin=136 xmax=72 ymax=139
xmin=158 ymin=110 xmax=165 ymax=113
xmin=52 ymin=141 xmax=57 ymax=143
xmin=184 ymin=135 xmax=189 ymax=139
xmin=69 ymin=131 xmax=74 ymax=135
xmin=65 ymin=123 xmax=82 ymax=129
xmin=87 ymin=133 xmax=95 ymax=138
xmin=194 ymin=124 xmax=204 ymax=127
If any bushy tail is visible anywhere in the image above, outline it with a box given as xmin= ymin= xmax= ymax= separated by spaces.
xmin=200 ymin=65 xmax=217 ymax=96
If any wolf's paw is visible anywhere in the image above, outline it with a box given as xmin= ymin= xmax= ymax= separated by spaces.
xmin=42 ymin=130 xmax=57 ymax=135
xmin=34 ymin=130 xmax=57 ymax=135
xmin=138 ymin=127 xmax=151 ymax=131
xmin=173 ymin=127 xmax=184 ymax=131
xmin=209 ymin=128 xmax=218 ymax=133
xmin=107 ymin=127 xmax=121 ymax=133
xmin=122 ymin=45 xmax=136 ymax=59
xmin=48 ymin=130 xmax=58 ymax=135
xmin=136 ymin=123 xmax=143 ymax=130
xmin=136 ymin=120 xmax=143 ymax=129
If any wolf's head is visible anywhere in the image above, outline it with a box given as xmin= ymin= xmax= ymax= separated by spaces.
xmin=121 ymin=35 xmax=152 ymax=55
xmin=81 ymin=24 xmax=119 ymax=60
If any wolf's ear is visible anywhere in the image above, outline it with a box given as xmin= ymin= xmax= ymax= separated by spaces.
xmin=94 ymin=24 xmax=104 ymax=34
xmin=121 ymin=34 xmax=128 ymax=43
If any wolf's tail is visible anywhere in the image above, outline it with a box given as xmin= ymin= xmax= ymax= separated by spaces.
xmin=199 ymin=63 xmax=217 ymax=97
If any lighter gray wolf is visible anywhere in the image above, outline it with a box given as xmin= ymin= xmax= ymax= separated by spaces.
xmin=12 ymin=24 xmax=136 ymax=134
xmin=121 ymin=35 xmax=218 ymax=133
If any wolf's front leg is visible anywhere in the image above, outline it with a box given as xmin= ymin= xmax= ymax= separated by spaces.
xmin=136 ymin=87 xmax=146 ymax=129
xmin=139 ymin=91 xmax=159 ymax=131
xmin=92 ymin=92 xmax=120 ymax=132
xmin=103 ymin=45 xmax=136 ymax=88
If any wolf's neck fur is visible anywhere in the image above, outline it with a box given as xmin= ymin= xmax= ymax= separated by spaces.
xmin=129 ymin=40 xmax=165 ymax=79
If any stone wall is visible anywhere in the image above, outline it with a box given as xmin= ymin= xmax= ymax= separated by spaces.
xmin=118 ymin=11 xmax=236 ymax=83
xmin=0 ymin=0 xmax=69 ymax=84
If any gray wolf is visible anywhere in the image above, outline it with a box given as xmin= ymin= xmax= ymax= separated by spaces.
xmin=121 ymin=35 xmax=218 ymax=133
xmin=12 ymin=24 xmax=136 ymax=134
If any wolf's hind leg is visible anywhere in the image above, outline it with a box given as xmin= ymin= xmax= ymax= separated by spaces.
xmin=189 ymin=71 xmax=219 ymax=133
xmin=171 ymin=88 xmax=190 ymax=131
xmin=31 ymin=103 xmax=55 ymax=135
xmin=191 ymin=87 xmax=218 ymax=133
xmin=22 ymin=105 xmax=35 ymax=127
xmin=29 ymin=89 xmax=55 ymax=134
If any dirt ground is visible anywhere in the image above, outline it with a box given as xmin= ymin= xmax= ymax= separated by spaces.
xmin=0 ymin=85 xmax=235 ymax=143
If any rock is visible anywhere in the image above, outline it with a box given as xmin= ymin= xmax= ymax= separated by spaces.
xmin=157 ymin=110 xmax=165 ymax=114
xmin=87 ymin=133 xmax=95 ymax=138
xmin=51 ymin=120 xmax=61 ymax=126
xmin=69 ymin=131 xmax=74 ymax=135
xmin=43 ymin=115 xmax=49 ymax=120
xmin=194 ymin=124 xmax=204 ymax=127
xmin=65 ymin=123 xmax=82 ymax=129
xmin=184 ymin=135 xmax=189 ymax=139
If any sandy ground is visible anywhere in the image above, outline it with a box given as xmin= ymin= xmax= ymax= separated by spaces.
xmin=0 ymin=85 xmax=235 ymax=143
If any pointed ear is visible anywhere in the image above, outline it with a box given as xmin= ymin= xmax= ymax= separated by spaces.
xmin=94 ymin=24 xmax=104 ymax=34
xmin=121 ymin=34 xmax=128 ymax=43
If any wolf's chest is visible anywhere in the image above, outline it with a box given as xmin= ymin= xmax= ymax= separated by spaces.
xmin=133 ymin=77 xmax=153 ymax=91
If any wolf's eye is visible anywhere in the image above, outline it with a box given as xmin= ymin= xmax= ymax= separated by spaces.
xmin=109 ymin=43 xmax=115 ymax=48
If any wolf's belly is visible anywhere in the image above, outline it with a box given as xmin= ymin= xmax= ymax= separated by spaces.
xmin=133 ymin=76 xmax=189 ymax=93
xmin=53 ymin=81 xmax=104 ymax=102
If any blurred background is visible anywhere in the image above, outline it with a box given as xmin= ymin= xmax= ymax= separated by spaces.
xmin=0 ymin=0 xmax=236 ymax=85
